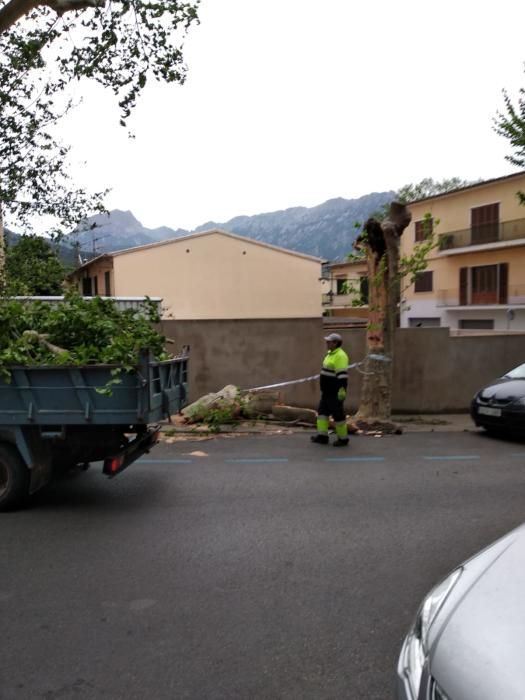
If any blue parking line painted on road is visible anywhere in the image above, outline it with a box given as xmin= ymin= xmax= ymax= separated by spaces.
xmin=225 ymin=458 xmax=289 ymax=464
xmin=423 ymin=455 xmax=480 ymax=461
xmin=324 ymin=457 xmax=385 ymax=463
xmin=138 ymin=459 xmax=193 ymax=464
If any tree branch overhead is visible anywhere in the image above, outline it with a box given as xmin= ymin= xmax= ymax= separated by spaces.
xmin=0 ymin=0 xmax=105 ymax=33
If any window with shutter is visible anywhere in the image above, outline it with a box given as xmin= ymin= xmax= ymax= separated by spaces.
xmin=459 ymin=319 xmax=494 ymax=330
xmin=498 ymin=263 xmax=508 ymax=304
xmin=459 ymin=265 xmax=509 ymax=306
xmin=336 ymin=278 xmax=347 ymax=294
xmin=459 ymin=268 xmax=468 ymax=305
xmin=471 ymin=264 xmax=498 ymax=304
xmin=414 ymin=270 xmax=433 ymax=293
xmin=359 ymin=276 xmax=369 ymax=304
xmin=415 ymin=218 xmax=434 ymax=242
xmin=471 ymin=204 xmax=499 ymax=244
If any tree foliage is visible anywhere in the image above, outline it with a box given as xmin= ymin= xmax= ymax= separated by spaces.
xmin=4 ymin=233 xmax=67 ymax=295
xmin=494 ymin=66 xmax=525 ymax=204
xmin=396 ymin=177 xmax=477 ymax=204
xmin=0 ymin=2 xmax=199 ymax=376
xmin=366 ymin=177 xmax=476 ymax=224
xmin=0 ymin=0 xmax=200 ymax=232
xmin=0 ymin=291 xmax=167 ymax=380
xmin=398 ymin=212 xmax=437 ymax=285
xmin=0 ymin=18 xmax=105 ymax=232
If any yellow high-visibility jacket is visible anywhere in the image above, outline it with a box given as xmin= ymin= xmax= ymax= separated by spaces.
xmin=320 ymin=347 xmax=349 ymax=397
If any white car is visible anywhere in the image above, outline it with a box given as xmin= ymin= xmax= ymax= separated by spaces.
xmin=397 ymin=523 xmax=525 ymax=700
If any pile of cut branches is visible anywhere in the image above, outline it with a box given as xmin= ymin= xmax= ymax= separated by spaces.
xmin=0 ymin=292 xmax=168 ymax=381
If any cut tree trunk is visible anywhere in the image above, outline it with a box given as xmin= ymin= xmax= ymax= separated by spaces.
xmin=271 ymin=405 xmax=316 ymax=424
xmin=241 ymin=390 xmax=282 ymax=418
xmin=355 ymin=203 xmax=411 ymax=426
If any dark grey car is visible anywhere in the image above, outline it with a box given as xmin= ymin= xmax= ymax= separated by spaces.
xmin=397 ymin=523 xmax=525 ymax=700
xmin=471 ymin=362 xmax=525 ymax=433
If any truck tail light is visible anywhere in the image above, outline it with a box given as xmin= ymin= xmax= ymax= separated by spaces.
xmin=106 ymin=456 xmax=124 ymax=474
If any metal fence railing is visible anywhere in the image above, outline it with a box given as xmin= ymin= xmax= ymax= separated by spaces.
xmin=436 ymin=285 xmax=525 ymax=307
xmin=438 ymin=218 xmax=525 ymax=251
xmin=322 ymin=292 xmax=368 ymax=308
xmin=12 ymin=296 xmax=163 ymax=313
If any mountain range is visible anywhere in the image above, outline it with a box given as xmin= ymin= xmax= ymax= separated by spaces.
xmin=63 ymin=190 xmax=394 ymax=262
xmin=4 ymin=228 xmax=82 ymax=267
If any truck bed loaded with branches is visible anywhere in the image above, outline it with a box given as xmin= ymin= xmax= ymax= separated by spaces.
xmin=0 ymin=293 xmax=188 ymax=510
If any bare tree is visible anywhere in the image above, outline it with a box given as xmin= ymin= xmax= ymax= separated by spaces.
xmin=354 ymin=202 xmax=412 ymax=427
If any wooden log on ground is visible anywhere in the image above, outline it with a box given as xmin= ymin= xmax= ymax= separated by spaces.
xmin=271 ymin=405 xmax=317 ymax=425
xmin=241 ymin=390 xmax=282 ymax=417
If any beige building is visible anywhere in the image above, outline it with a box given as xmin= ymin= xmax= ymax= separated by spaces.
xmin=320 ymin=257 xmax=369 ymax=321
xmin=69 ymin=228 xmax=323 ymax=320
xmin=400 ymin=171 xmax=525 ymax=330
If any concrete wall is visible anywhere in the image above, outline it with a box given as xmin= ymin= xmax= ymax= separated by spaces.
xmin=161 ymin=319 xmax=525 ymax=413
xmin=343 ymin=327 xmax=525 ymax=413
xmin=161 ymin=318 xmax=324 ymax=408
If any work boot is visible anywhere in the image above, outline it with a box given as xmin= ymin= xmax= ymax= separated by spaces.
xmin=310 ymin=434 xmax=329 ymax=445
xmin=332 ymin=438 xmax=349 ymax=447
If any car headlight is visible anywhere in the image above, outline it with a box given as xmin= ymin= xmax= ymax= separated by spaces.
xmin=401 ymin=568 xmax=462 ymax=699
xmin=415 ymin=568 xmax=462 ymax=652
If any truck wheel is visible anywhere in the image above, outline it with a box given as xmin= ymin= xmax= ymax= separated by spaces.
xmin=0 ymin=443 xmax=30 ymax=512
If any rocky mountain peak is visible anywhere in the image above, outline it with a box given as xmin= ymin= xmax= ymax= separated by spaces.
xmin=64 ymin=190 xmax=395 ymax=261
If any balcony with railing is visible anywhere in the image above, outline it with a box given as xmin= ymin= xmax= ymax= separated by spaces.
xmin=437 ymin=218 xmax=525 ymax=251
xmin=322 ymin=290 xmax=369 ymax=308
xmin=436 ymin=284 xmax=525 ymax=307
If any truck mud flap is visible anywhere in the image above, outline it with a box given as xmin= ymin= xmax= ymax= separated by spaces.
xmin=103 ymin=425 xmax=160 ymax=478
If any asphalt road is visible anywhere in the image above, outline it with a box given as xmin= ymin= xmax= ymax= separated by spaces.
xmin=2 ymin=430 xmax=525 ymax=700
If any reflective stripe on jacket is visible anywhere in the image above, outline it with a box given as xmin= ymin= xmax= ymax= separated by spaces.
xmin=320 ymin=347 xmax=349 ymax=396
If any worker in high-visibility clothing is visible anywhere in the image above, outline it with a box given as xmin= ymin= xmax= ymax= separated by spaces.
xmin=311 ymin=332 xmax=349 ymax=446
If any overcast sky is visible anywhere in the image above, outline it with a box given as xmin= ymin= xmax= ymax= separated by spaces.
xmin=61 ymin=0 xmax=525 ymax=232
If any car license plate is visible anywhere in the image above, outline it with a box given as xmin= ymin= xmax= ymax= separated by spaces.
xmin=478 ymin=406 xmax=502 ymax=417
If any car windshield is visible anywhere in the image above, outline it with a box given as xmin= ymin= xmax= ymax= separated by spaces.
xmin=504 ymin=363 xmax=525 ymax=380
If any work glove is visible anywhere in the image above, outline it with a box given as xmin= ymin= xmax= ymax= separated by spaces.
xmin=337 ymin=387 xmax=346 ymax=402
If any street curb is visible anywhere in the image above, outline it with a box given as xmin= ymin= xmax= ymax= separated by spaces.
xmin=159 ymin=414 xmax=477 ymax=436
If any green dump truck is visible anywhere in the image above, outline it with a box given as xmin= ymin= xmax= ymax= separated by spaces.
xmin=0 ymin=350 xmax=188 ymax=510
